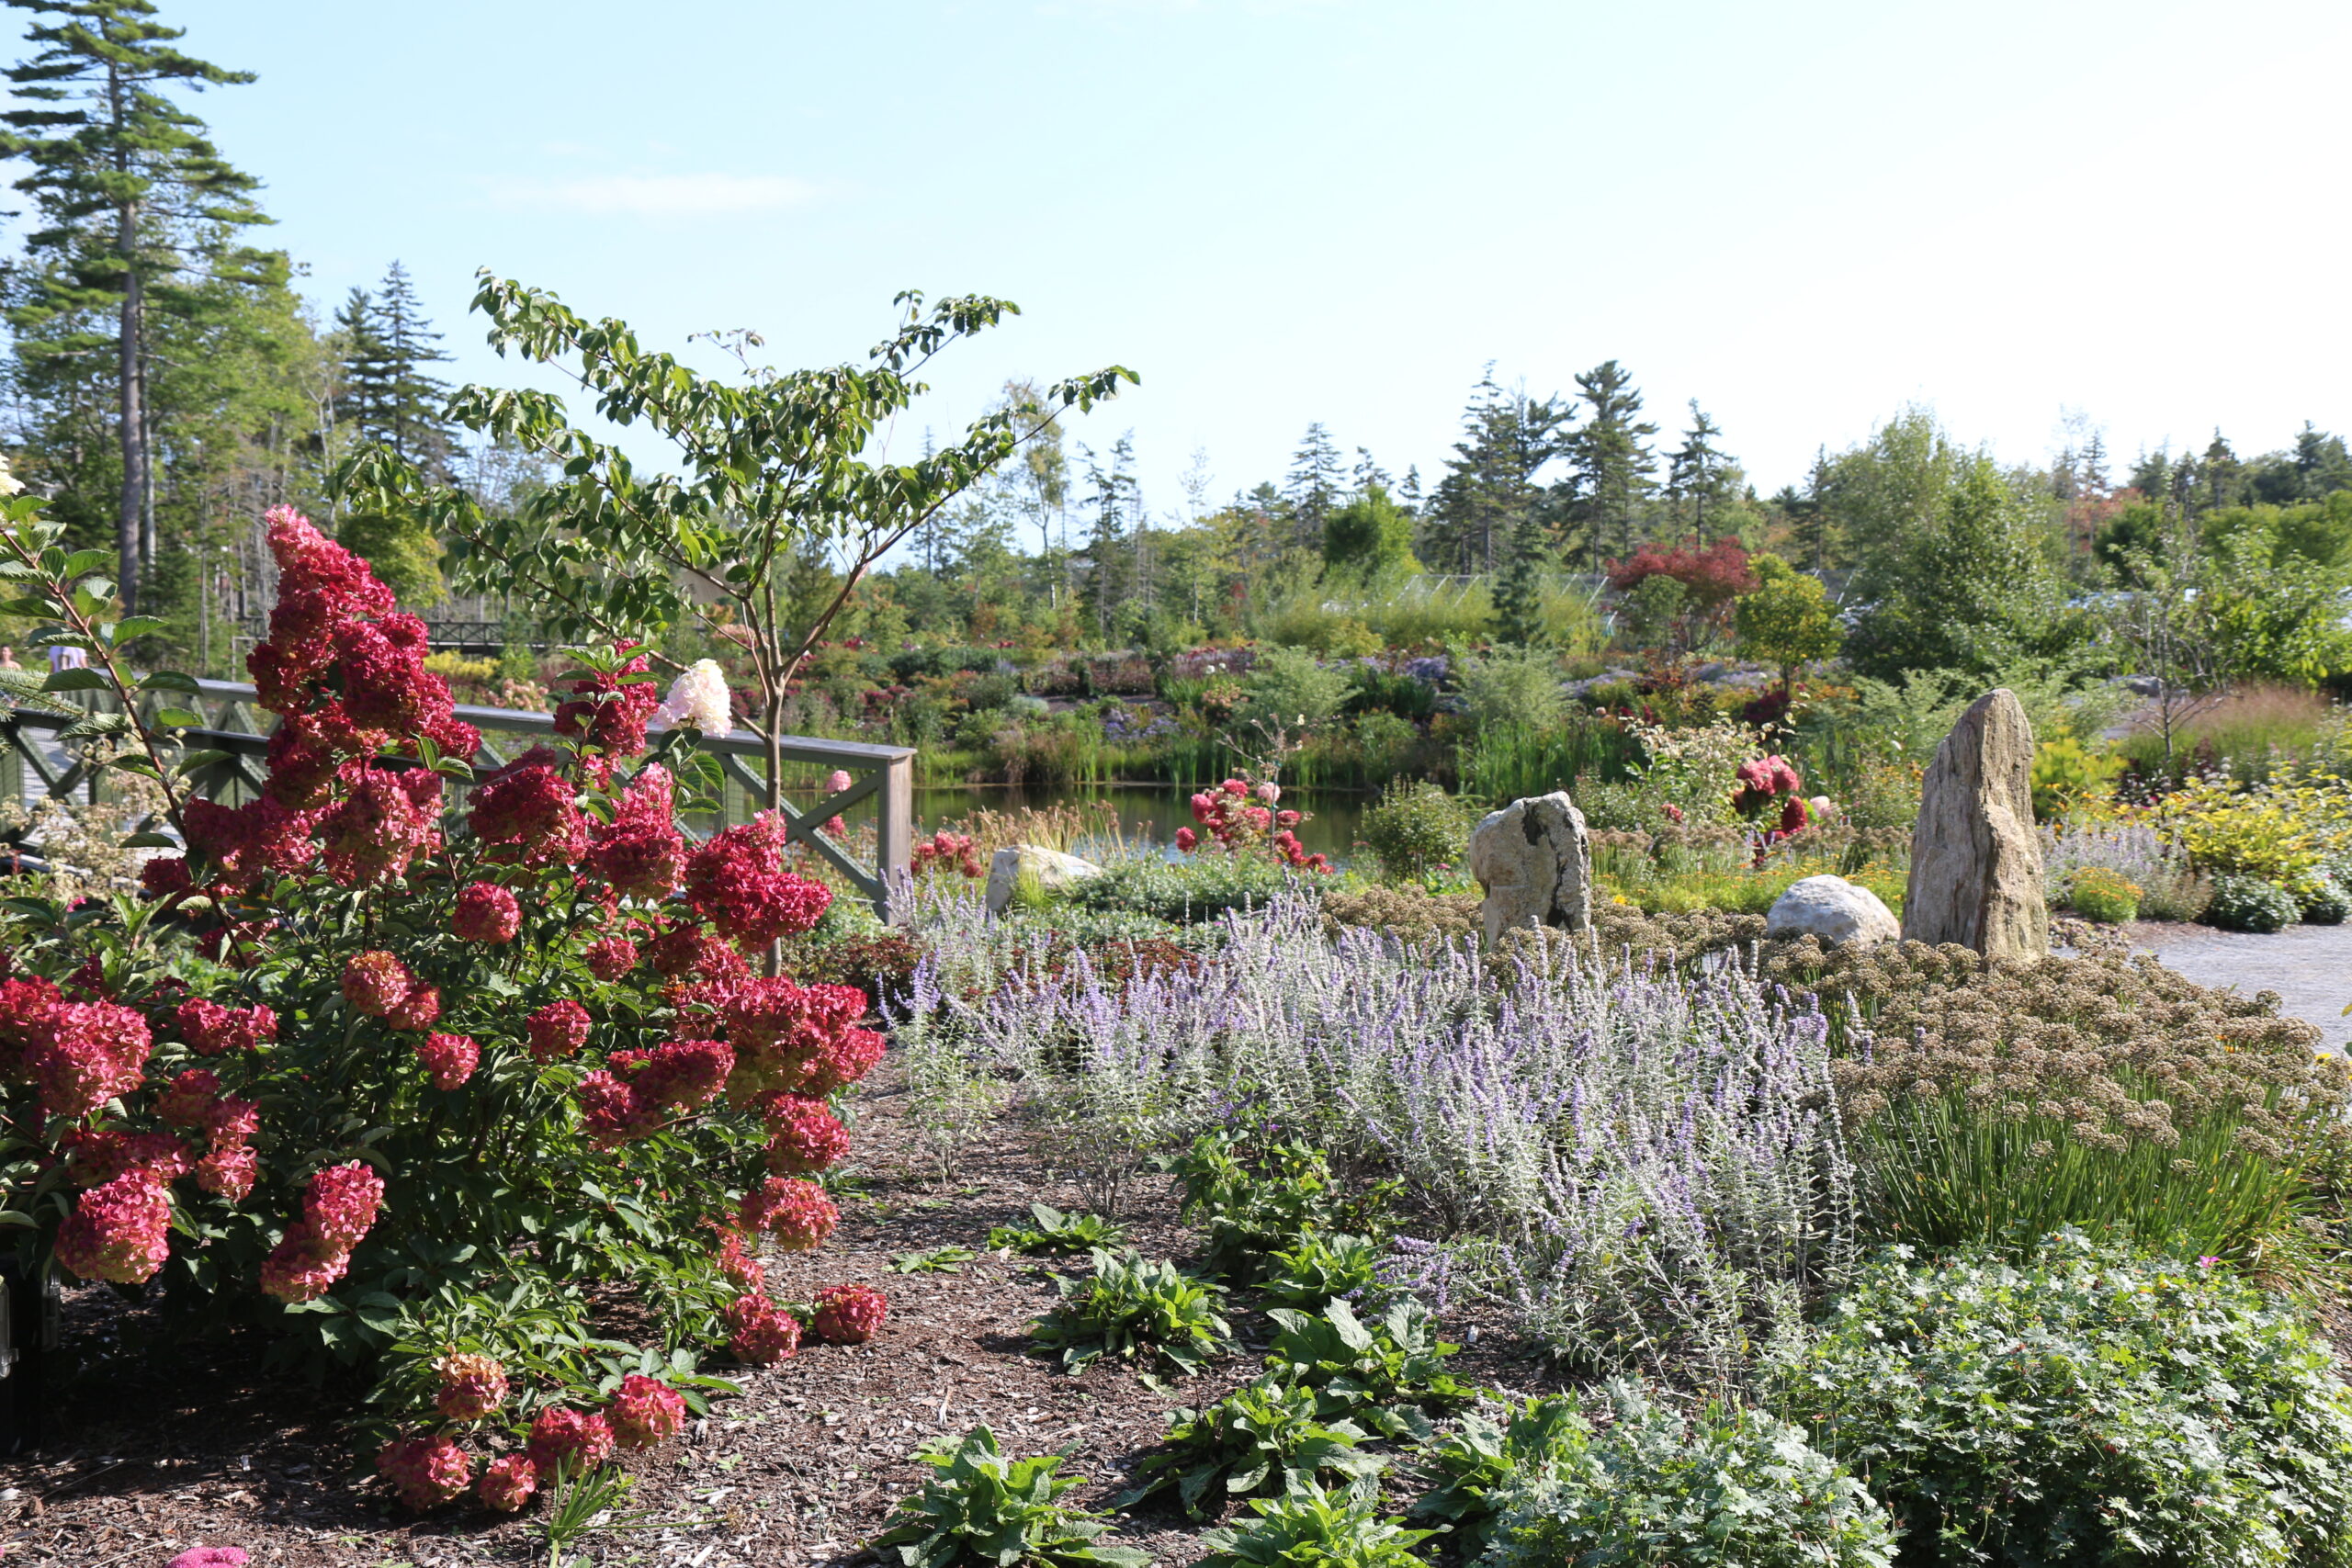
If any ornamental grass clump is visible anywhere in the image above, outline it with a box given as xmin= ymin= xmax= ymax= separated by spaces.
xmin=1807 ymin=942 xmax=2348 ymax=1275
xmin=0 ymin=500 xmax=884 ymax=1505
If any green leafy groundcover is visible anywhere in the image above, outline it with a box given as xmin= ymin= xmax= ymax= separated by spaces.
xmin=1773 ymin=1234 xmax=2352 ymax=1568
xmin=1481 ymin=1382 xmax=1894 ymax=1568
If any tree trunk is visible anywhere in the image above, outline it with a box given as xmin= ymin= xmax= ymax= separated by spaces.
xmin=117 ymin=213 xmax=144 ymax=615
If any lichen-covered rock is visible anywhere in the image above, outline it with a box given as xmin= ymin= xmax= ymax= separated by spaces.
xmin=984 ymin=844 xmax=1107 ymax=915
xmin=1470 ymin=791 xmax=1591 ymax=946
xmin=1902 ymin=688 xmax=2048 ymax=959
xmin=1765 ymin=874 xmax=1900 ymax=948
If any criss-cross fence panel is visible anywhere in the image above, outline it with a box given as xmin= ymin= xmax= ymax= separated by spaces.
xmin=0 ymin=680 xmax=917 ymax=920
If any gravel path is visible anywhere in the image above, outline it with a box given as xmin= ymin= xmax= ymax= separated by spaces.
xmin=2131 ymin=920 xmax=2352 ymax=1051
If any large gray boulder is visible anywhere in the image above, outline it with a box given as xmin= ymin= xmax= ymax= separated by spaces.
xmin=1766 ymin=874 xmax=1900 ymax=948
xmin=1469 ymin=791 xmax=1591 ymax=946
xmin=984 ymin=843 xmax=1107 ymax=915
xmin=1901 ymin=688 xmax=2048 ymax=959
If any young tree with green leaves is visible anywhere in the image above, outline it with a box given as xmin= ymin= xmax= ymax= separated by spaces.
xmin=1321 ymin=481 xmax=1416 ymax=581
xmin=341 ymin=272 xmax=1133 ymax=814
xmin=1734 ymin=553 xmax=1841 ymax=694
xmin=0 ymin=0 xmax=269 ymax=610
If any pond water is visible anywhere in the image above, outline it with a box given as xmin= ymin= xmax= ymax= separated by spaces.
xmin=912 ymin=784 xmax=1369 ymax=863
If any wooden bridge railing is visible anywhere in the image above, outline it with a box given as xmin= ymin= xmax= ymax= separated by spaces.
xmin=0 ymin=680 xmax=917 ymax=920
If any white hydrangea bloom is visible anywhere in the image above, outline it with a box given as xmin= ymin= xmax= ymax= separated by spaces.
xmin=0 ymin=456 xmax=21 ymax=497
xmin=654 ymin=659 xmax=731 ymax=734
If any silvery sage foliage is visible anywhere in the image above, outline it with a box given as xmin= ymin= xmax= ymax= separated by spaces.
xmin=894 ymin=890 xmax=1857 ymax=1382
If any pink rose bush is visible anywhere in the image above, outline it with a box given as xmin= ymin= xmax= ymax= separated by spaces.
xmin=0 ymin=503 xmax=891 ymax=1514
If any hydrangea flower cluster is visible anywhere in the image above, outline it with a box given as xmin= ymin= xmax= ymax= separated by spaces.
xmin=174 ymin=998 xmax=277 ymax=1056
xmin=53 ymin=1168 xmax=171 ymax=1283
xmin=378 ymin=1433 xmax=473 ymax=1512
xmin=343 ymin=950 xmax=416 ymax=1019
xmin=714 ymin=977 xmax=882 ymax=1100
xmin=757 ymin=1092 xmax=852 ymax=1174
xmin=477 ymin=1452 xmax=538 ymax=1512
xmin=584 ymin=936 xmax=639 ymax=981
xmin=1175 ymin=777 xmax=1330 ymax=872
xmin=652 ymin=658 xmax=732 ymax=736
xmin=810 ymin=1281 xmax=888 ymax=1345
xmin=585 ymin=765 xmax=685 ymax=897
xmin=524 ymin=1404 xmax=614 ymax=1473
xmin=1732 ymin=753 xmax=1812 ymax=846
xmin=260 ymin=1161 xmax=384 ymax=1303
xmin=150 ymin=508 xmax=481 ymax=897
xmin=415 ymin=1032 xmax=480 ymax=1090
xmin=1 ymin=987 xmax=154 ymax=1122
xmin=606 ymin=1373 xmax=687 ymax=1450
xmin=451 ymin=882 xmax=521 ymax=944
xmin=682 ymin=815 xmax=832 ymax=946
xmin=553 ymin=642 xmax=660 ymax=768
xmin=468 ymin=752 xmax=584 ymax=868
xmin=526 ymin=998 xmax=592 ymax=1063
xmin=435 ymin=1353 xmax=509 ymax=1421
xmin=727 ymin=1292 xmax=801 ymax=1363
xmin=741 ymin=1176 xmax=840 ymax=1251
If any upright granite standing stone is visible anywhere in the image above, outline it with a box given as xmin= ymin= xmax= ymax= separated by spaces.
xmin=1901 ymin=687 xmax=2048 ymax=958
xmin=1469 ymin=791 xmax=1592 ymax=945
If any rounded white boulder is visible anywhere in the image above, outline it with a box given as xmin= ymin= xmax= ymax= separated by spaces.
xmin=1764 ymin=874 xmax=1900 ymax=948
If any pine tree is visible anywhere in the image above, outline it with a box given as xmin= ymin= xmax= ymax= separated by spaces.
xmin=1663 ymin=400 xmax=1735 ymax=547
xmin=1079 ymin=434 xmax=1139 ymax=642
xmin=1564 ymin=360 xmax=1657 ymax=568
xmin=371 ymin=261 xmax=453 ymax=475
xmin=1423 ymin=367 xmax=1570 ymax=573
xmin=333 ymin=286 xmax=394 ymax=448
xmin=0 ymin=0 xmax=269 ymax=608
xmin=1284 ymin=423 xmax=1344 ymax=551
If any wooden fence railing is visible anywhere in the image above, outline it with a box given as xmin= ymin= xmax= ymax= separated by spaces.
xmin=0 ymin=681 xmax=918 ymax=920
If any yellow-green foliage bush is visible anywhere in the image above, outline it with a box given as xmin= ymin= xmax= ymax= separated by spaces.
xmin=2030 ymin=737 xmax=2124 ymax=823
xmin=2165 ymin=774 xmax=2351 ymax=895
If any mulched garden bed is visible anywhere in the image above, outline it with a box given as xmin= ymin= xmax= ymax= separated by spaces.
xmin=0 ymin=1056 xmax=1561 ymax=1568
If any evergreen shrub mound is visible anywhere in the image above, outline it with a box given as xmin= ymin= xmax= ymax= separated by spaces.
xmin=1481 ymin=1383 xmax=1894 ymax=1568
xmin=2301 ymin=873 xmax=2352 ymax=926
xmin=1777 ymin=1235 xmax=2352 ymax=1568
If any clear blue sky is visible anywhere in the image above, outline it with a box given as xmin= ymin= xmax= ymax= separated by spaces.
xmin=152 ymin=0 xmax=2352 ymax=519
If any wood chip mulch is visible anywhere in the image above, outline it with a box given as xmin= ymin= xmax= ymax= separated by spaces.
xmin=0 ymin=1056 xmax=1566 ymax=1568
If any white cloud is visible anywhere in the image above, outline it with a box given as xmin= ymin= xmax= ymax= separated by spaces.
xmin=484 ymin=171 xmax=817 ymax=218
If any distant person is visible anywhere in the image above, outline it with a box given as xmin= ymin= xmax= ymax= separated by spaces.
xmin=0 ymin=648 xmax=17 ymax=670
xmin=46 ymin=644 xmax=85 ymax=674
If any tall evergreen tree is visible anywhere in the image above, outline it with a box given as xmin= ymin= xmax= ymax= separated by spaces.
xmin=370 ymin=260 xmax=453 ymax=475
xmin=332 ymin=285 xmax=392 ymax=448
xmin=1423 ymin=367 xmax=1570 ymax=573
xmin=1283 ymin=422 xmax=1344 ymax=551
xmin=0 ymin=0 xmax=268 ymax=608
xmin=1663 ymin=400 xmax=1736 ymax=547
xmin=1563 ymin=359 xmax=1657 ymax=568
